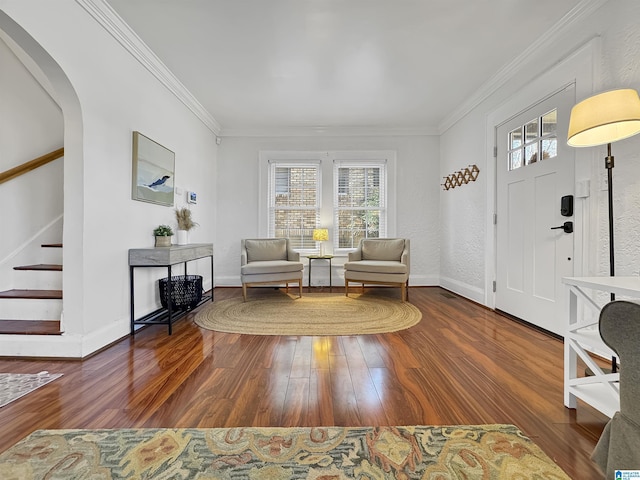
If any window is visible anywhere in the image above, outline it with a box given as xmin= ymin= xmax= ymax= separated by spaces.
xmin=334 ymin=161 xmax=386 ymax=249
xmin=260 ymin=151 xmax=395 ymax=253
xmin=508 ymin=109 xmax=557 ymax=170
xmin=267 ymin=162 xmax=320 ymax=249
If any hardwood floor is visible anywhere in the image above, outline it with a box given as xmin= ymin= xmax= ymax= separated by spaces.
xmin=0 ymin=287 xmax=607 ymax=478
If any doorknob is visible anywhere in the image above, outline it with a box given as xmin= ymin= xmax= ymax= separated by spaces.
xmin=551 ymin=221 xmax=573 ymax=233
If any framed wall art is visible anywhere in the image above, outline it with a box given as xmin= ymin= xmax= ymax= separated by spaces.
xmin=131 ymin=131 xmax=175 ymax=206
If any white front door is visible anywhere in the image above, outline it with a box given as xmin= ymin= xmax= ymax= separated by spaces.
xmin=495 ymin=85 xmax=575 ymax=336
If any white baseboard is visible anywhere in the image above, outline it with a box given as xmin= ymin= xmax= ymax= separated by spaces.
xmin=409 ymin=274 xmax=439 ymax=287
xmin=81 ymin=319 xmax=130 ymax=357
xmin=0 ymin=317 xmax=129 ymax=359
xmin=215 ymin=274 xmax=440 ymax=288
xmin=439 ymin=276 xmax=485 ymax=305
xmin=0 ymin=334 xmax=83 ymax=358
xmin=215 ymin=275 xmax=241 ymax=287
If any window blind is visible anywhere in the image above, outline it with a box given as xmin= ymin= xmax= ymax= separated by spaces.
xmin=268 ymin=161 xmax=320 ymax=250
xmin=333 ymin=160 xmax=387 ymax=249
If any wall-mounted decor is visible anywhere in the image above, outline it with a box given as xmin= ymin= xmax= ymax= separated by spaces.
xmin=442 ymin=164 xmax=479 ymax=190
xmin=132 ymin=131 xmax=175 ymax=206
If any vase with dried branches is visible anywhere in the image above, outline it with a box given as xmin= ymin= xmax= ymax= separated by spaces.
xmin=175 ymin=207 xmax=198 ymax=245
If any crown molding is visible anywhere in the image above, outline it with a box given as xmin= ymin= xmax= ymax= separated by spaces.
xmin=220 ymin=125 xmax=439 ymax=138
xmin=437 ymin=0 xmax=610 ymax=134
xmin=75 ymin=0 xmax=221 ymax=135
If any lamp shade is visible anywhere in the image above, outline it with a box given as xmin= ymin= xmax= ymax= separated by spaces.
xmin=568 ymin=89 xmax=640 ymax=147
xmin=312 ymin=228 xmax=329 ymax=242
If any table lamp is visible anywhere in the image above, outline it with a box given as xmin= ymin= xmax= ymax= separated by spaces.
xmin=312 ymin=228 xmax=329 ymax=256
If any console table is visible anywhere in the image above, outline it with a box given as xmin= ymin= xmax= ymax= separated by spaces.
xmin=561 ymin=276 xmax=640 ymax=418
xmin=129 ymin=243 xmax=213 ymax=335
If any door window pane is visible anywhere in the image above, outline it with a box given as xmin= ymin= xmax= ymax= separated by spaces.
xmin=509 ymin=150 xmax=523 ymax=170
xmin=525 ymin=143 xmax=538 ymax=165
xmin=541 ymin=137 xmax=557 ymax=160
xmin=525 ymin=119 xmax=539 ymax=142
xmin=509 ymin=128 xmax=522 ymax=149
xmin=542 ymin=110 xmax=557 ymax=135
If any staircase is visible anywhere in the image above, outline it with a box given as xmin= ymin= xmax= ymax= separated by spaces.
xmin=0 ymin=243 xmax=63 ymax=335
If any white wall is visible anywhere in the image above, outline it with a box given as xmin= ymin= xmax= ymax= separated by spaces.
xmin=216 ymin=135 xmax=440 ymax=287
xmin=3 ymin=0 xmax=638 ymax=358
xmin=440 ymin=0 xmax=640 ymax=304
xmin=0 ymin=1 xmax=218 ymax=356
xmin=0 ymin=36 xmax=63 ymax=292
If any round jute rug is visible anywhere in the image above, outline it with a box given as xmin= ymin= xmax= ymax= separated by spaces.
xmin=194 ymin=292 xmax=422 ymax=335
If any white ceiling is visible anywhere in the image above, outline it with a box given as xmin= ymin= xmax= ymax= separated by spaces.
xmin=106 ymin=0 xmax=587 ymax=134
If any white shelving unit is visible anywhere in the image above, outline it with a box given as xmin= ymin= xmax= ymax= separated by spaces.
xmin=562 ymin=277 xmax=640 ymax=418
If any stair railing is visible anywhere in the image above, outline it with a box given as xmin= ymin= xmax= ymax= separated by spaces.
xmin=0 ymin=148 xmax=64 ymax=185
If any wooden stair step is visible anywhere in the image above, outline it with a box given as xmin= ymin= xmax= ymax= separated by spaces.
xmin=0 ymin=320 xmax=62 ymax=335
xmin=41 ymin=243 xmax=62 ymax=248
xmin=13 ymin=264 xmax=63 ymax=271
xmin=0 ymin=289 xmax=62 ymax=299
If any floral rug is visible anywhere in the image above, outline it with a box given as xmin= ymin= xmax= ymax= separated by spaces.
xmin=0 ymin=372 xmax=63 ymax=408
xmin=0 ymin=424 xmax=569 ymax=479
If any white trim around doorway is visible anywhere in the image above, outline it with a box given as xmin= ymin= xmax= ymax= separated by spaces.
xmin=484 ymin=37 xmax=601 ymax=309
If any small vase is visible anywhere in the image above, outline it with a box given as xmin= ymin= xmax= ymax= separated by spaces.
xmin=155 ymin=235 xmax=172 ymax=247
xmin=176 ymin=230 xmax=189 ymax=245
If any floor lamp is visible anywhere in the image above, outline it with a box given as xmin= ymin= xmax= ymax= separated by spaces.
xmin=567 ymin=88 xmax=640 ymax=373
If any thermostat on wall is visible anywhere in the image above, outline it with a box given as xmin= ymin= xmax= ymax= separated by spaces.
xmin=187 ymin=191 xmax=197 ymax=204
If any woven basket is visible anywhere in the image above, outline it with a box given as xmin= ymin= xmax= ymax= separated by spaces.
xmin=159 ymin=275 xmax=203 ymax=311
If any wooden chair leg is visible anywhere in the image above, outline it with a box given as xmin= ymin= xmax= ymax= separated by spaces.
xmin=298 ymin=281 xmax=302 ymax=298
xmin=242 ymin=283 xmax=248 ymax=301
xmin=345 ymin=279 xmax=349 ymax=297
xmin=285 ymin=282 xmax=289 ymax=294
xmin=401 ymin=283 xmax=406 ymax=302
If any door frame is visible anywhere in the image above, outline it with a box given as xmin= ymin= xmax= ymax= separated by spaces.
xmin=484 ymin=38 xmax=601 ymax=309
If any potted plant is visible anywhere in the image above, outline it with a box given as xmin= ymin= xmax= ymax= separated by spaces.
xmin=153 ymin=224 xmax=174 ymax=247
xmin=175 ymin=207 xmax=198 ymax=245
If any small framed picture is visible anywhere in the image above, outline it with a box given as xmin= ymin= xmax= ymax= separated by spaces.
xmin=132 ymin=131 xmax=175 ymax=206
xmin=187 ymin=191 xmax=197 ymax=204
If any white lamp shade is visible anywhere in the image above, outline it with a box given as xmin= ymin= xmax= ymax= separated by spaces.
xmin=568 ymin=89 xmax=640 ymax=147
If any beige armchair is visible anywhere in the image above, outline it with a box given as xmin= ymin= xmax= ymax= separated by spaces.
xmin=344 ymin=238 xmax=410 ymax=301
xmin=240 ymin=238 xmax=304 ymax=301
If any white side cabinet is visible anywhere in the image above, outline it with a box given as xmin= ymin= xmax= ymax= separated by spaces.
xmin=561 ymin=277 xmax=640 ymax=418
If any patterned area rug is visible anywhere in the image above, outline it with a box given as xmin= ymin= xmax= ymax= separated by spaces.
xmin=0 ymin=372 xmax=63 ymax=408
xmin=0 ymin=425 xmax=569 ymax=479
xmin=195 ymin=292 xmax=422 ymax=335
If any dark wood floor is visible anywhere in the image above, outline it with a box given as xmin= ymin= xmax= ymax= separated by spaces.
xmin=0 ymin=287 xmax=607 ymax=478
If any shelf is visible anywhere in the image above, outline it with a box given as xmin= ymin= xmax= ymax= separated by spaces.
xmin=132 ymin=294 xmax=212 ymax=330
xmin=568 ymin=329 xmax=614 ymax=356
xmin=567 ymin=384 xmax=619 ymax=419
xmin=562 ymin=277 xmax=635 ymax=418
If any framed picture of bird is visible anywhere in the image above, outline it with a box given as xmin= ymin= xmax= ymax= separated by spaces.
xmin=131 ymin=131 xmax=175 ymax=206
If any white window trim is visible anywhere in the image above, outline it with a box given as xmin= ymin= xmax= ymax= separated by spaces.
xmin=267 ymin=159 xmax=321 ymax=250
xmin=333 ymin=159 xmax=388 ymax=252
xmin=259 ymin=150 xmax=396 ymax=255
